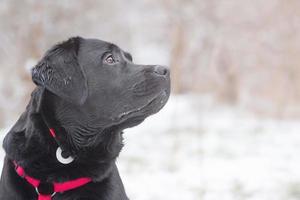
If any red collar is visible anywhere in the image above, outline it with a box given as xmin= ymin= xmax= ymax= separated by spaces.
xmin=13 ymin=128 xmax=92 ymax=200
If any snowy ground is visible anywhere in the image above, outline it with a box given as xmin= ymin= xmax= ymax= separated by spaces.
xmin=1 ymin=95 xmax=300 ymax=200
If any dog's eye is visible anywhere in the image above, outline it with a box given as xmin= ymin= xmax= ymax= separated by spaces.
xmin=105 ymin=54 xmax=115 ymax=64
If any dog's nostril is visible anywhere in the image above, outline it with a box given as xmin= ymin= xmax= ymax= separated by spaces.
xmin=154 ymin=65 xmax=169 ymax=76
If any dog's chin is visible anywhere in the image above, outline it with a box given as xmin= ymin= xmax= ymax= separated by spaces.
xmin=114 ymin=89 xmax=170 ymax=128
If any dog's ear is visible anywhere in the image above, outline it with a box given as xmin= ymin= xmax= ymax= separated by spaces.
xmin=31 ymin=37 xmax=88 ymax=105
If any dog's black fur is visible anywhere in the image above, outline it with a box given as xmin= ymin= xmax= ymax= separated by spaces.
xmin=0 ymin=37 xmax=170 ymax=199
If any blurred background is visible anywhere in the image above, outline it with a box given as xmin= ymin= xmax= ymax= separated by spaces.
xmin=0 ymin=0 xmax=300 ymax=199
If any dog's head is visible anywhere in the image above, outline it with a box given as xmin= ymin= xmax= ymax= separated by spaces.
xmin=31 ymin=37 xmax=170 ymax=149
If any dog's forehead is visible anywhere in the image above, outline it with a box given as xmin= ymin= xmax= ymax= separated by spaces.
xmin=81 ymin=38 xmax=121 ymax=53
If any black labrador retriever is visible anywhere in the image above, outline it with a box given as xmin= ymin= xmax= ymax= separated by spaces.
xmin=0 ymin=37 xmax=170 ymax=200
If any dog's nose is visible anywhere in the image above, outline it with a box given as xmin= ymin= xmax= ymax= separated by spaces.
xmin=153 ymin=65 xmax=169 ymax=76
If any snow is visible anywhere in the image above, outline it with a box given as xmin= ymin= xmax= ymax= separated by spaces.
xmin=118 ymin=95 xmax=300 ymax=200
xmin=1 ymin=95 xmax=300 ymax=200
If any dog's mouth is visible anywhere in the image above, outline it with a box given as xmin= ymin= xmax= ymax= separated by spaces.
xmin=116 ymin=90 xmax=169 ymax=122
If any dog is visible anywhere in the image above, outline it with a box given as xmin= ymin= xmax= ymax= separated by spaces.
xmin=0 ymin=37 xmax=170 ymax=200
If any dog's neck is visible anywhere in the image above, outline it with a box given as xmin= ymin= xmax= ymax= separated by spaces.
xmin=3 ymin=87 xmax=124 ymax=183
